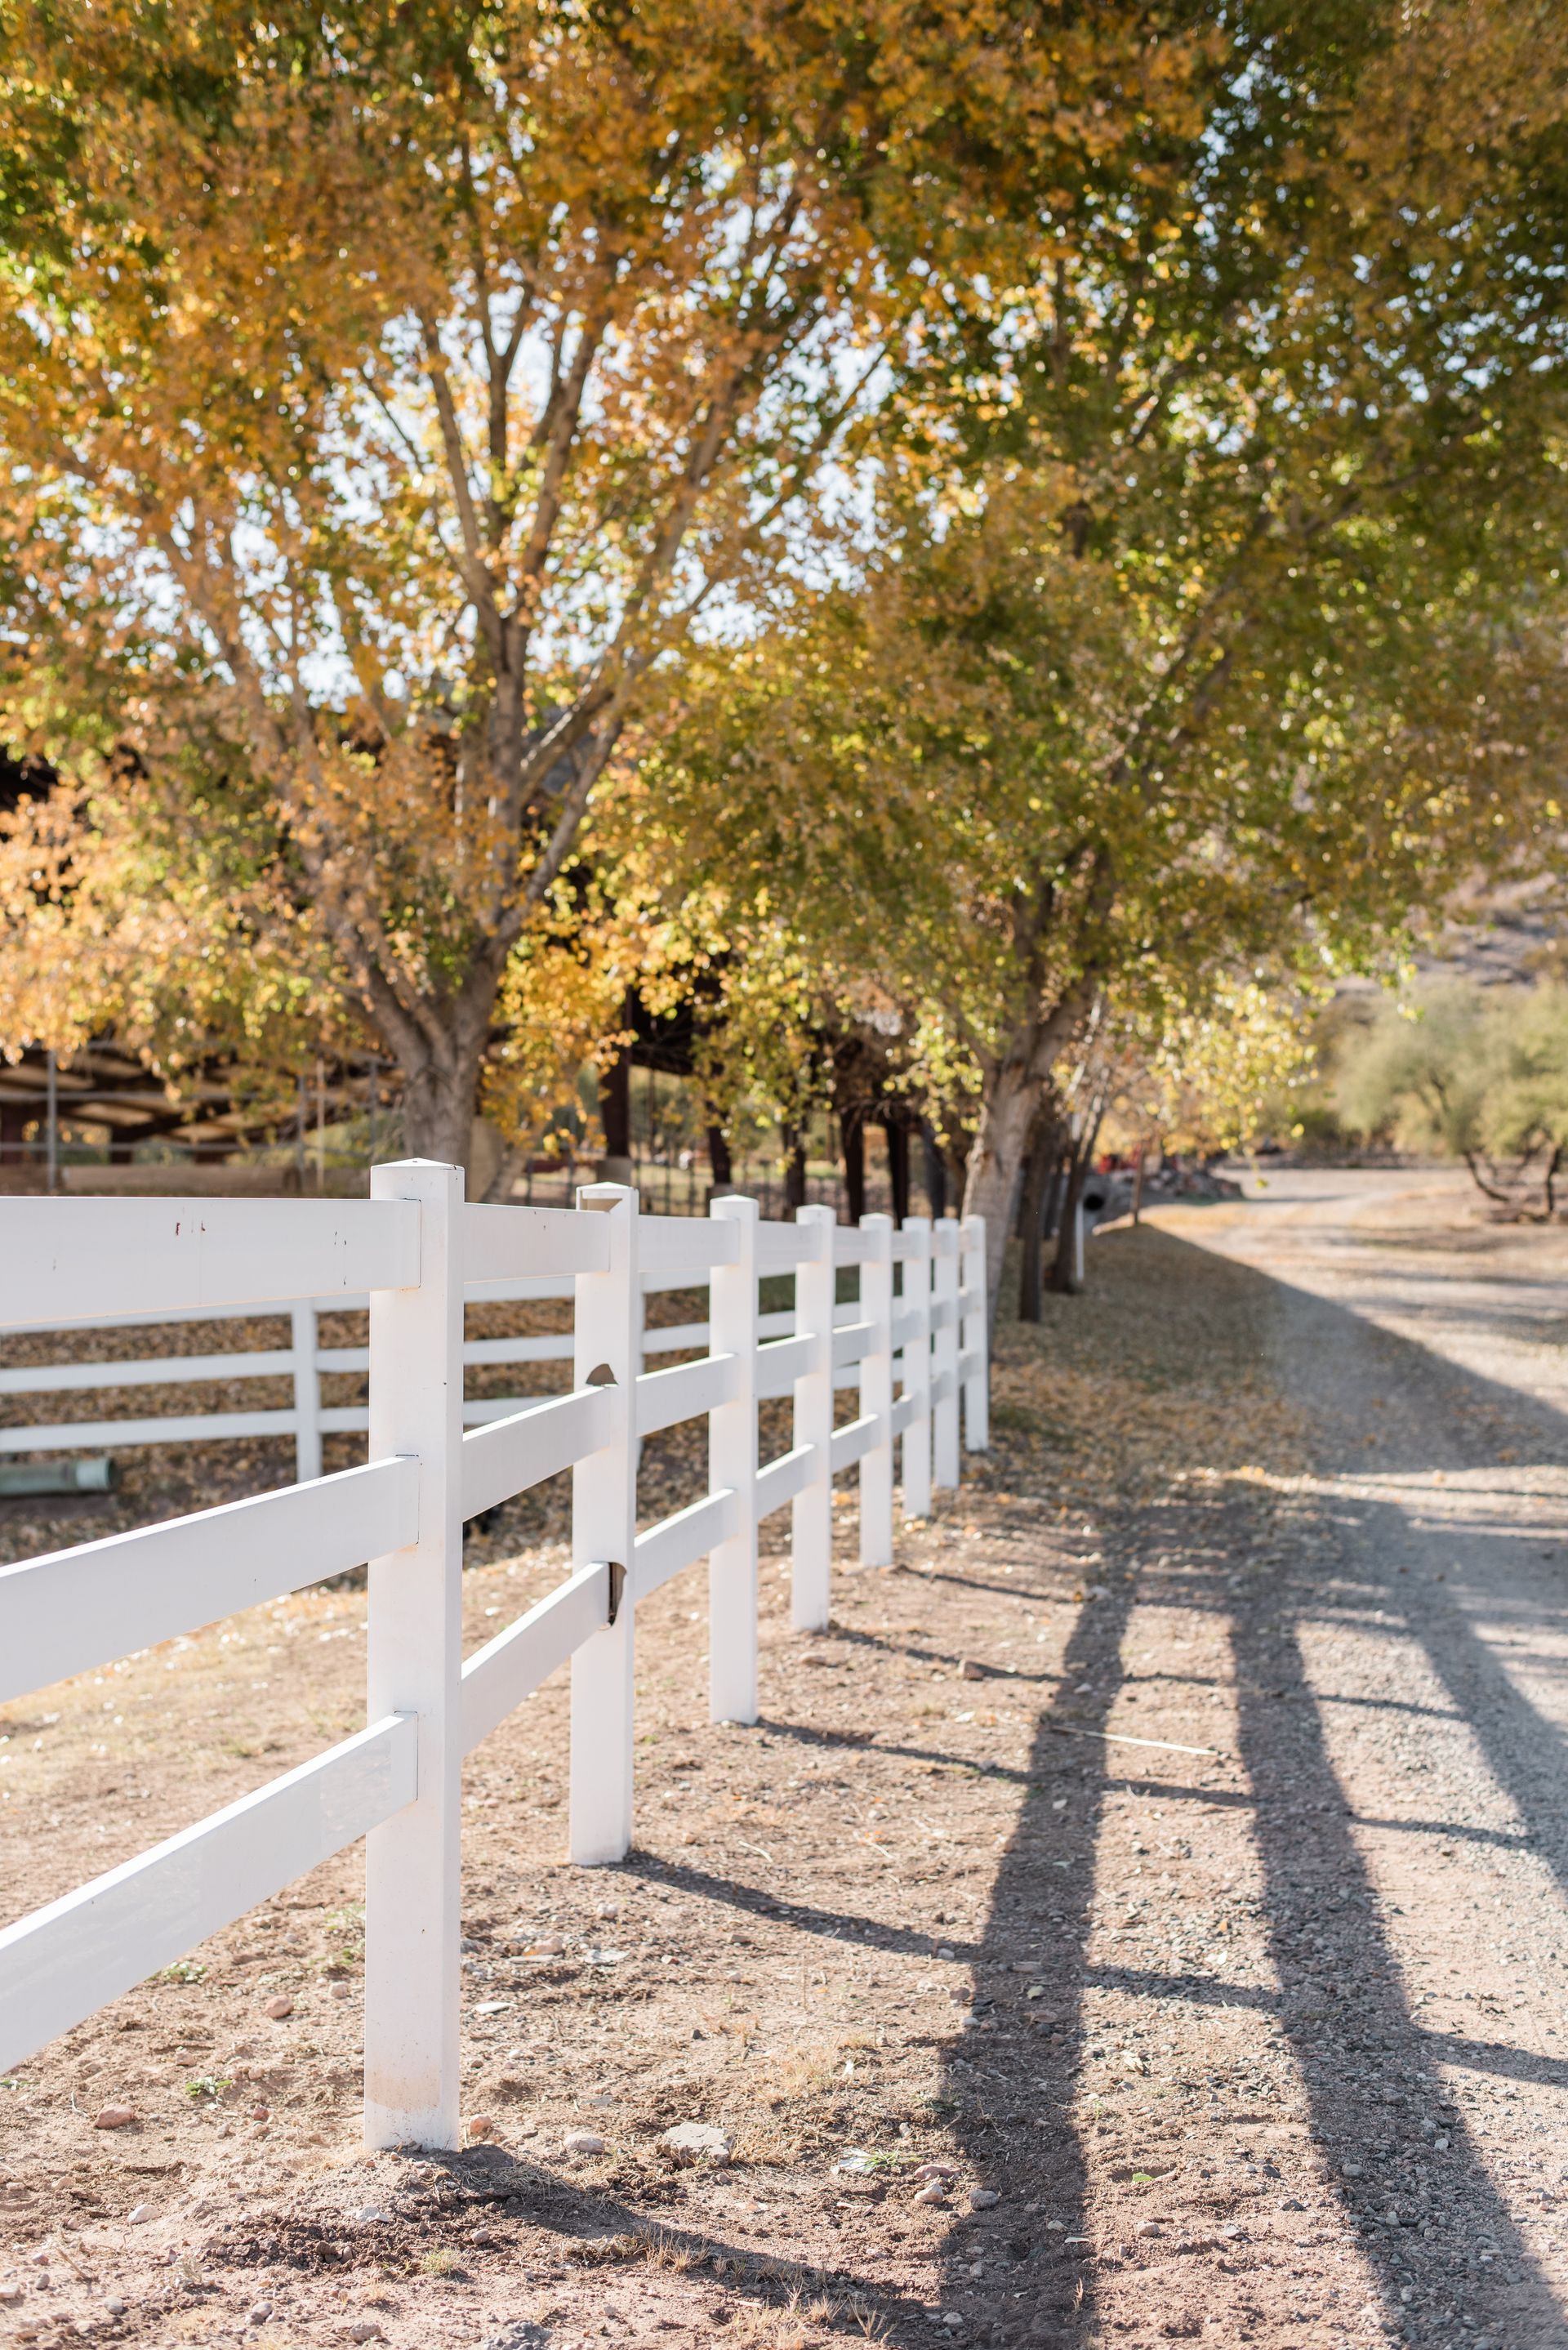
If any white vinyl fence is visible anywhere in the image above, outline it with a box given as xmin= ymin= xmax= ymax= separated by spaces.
xmin=0 ymin=1197 xmax=985 ymax=1486
xmin=0 ymin=1169 xmax=987 ymax=2150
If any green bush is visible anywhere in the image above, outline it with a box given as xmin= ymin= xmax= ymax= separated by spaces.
xmin=1336 ymin=982 xmax=1568 ymax=1215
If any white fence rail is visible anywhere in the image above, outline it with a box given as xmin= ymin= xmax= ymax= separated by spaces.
xmin=1 ymin=1194 xmax=987 ymax=1485
xmin=0 ymin=1170 xmax=987 ymax=2149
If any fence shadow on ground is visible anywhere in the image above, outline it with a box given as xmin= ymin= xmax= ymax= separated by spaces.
xmin=937 ymin=1225 xmax=1568 ymax=2348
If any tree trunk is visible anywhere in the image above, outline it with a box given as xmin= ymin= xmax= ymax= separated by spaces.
xmin=1012 ymin=1143 xmax=1036 ymax=1237
xmin=784 ymin=1125 xmax=808 ymax=1211
xmin=1046 ymin=1154 xmax=1087 ymax=1293
xmin=961 ymin=985 xmax=1098 ymax=1316
xmin=962 ymin=1057 xmax=1047 ymax=1310
xmin=1047 ymin=1106 xmax=1106 ymax=1293
xmin=1016 ymin=1107 xmax=1063 ymax=1324
xmin=1016 ymin=1150 xmax=1047 ymax=1322
xmin=945 ymin=1130 xmax=972 ymax=1206
xmin=1041 ymin=1163 xmax=1065 ymax=1241
xmin=1461 ymin=1148 xmax=1521 ymax=1206
xmin=842 ymin=1113 xmax=866 ymax=1225
xmin=920 ymin=1121 xmax=947 ymax=1220
xmin=598 ymin=1029 xmax=632 ymax=1180
xmin=884 ymin=1117 xmax=910 ymax=1224
xmin=706 ymin=1121 xmax=733 ymax=1191
xmin=368 ymin=941 xmax=510 ymax=1188
xmin=399 ymin=1049 xmax=486 ymax=1177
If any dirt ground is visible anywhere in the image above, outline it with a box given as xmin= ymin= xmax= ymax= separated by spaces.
xmin=4 ymin=1170 xmax=1568 ymax=2350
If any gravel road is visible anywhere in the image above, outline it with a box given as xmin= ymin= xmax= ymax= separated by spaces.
xmin=1089 ymin=1169 xmax=1568 ymax=2350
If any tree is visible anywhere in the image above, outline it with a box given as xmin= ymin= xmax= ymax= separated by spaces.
xmin=1106 ymin=978 xmax=1324 ymax=1166
xmin=941 ymin=0 xmax=1568 ymax=1282
xmin=1337 ymin=980 xmax=1568 ymax=1217
xmin=644 ymin=453 xmax=1568 ymax=1302
xmin=0 ymin=742 xmax=345 ymax=1116
xmin=642 ymin=0 xmax=1568 ymax=1301
xmin=0 ymin=0 xmax=1196 ymax=1166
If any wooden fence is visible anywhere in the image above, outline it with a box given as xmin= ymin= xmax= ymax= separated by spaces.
xmin=0 ymin=1169 xmax=987 ymax=2148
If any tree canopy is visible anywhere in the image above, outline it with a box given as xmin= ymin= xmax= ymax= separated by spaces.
xmin=1 ymin=0 xmax=1566 ymax=1253
xmin=0 ymin=0 xmax=1204 ymax=1160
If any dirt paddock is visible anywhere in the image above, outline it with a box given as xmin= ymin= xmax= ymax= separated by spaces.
xmin=3 ymin=1171 xmax=1567 ymax=2350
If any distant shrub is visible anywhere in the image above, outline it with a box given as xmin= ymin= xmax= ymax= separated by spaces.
xmin=1336 ymin=982 xmax=1568 ymax=1215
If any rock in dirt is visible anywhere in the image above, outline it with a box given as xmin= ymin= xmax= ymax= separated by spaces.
xmin=661 ymin=2121 xmax=733 ymax=2165
xmin=0 ymin=2285 xmax=20 ymax=2303
xmin=914 ymin=2181 xmax=949 ymax=2206
xmin=466 ymin=2115 xmax=497 ymax=2141
xmin=562 ymin=2130 xmax=605 ymax=2156
xmin=93 ymin=2106 xmax=136 ymax=2129
xmin=970 ymin=2187 xmax=1000 ymax=2210
xmin=247 ymin=2303 xmax=272 ymax=2325
xmin=343 ymin=2325 xmax=383 ymax=2344
xmin=262 ymin=1995 xmax=293 ymax=2021
xmin=480 ymin=2325 xmax=550 ymax=2350
xmin=958 ymin=1659 xmax=985 ymax=1681
xmin=127 ymin=2205 xmax=155 ymax=2225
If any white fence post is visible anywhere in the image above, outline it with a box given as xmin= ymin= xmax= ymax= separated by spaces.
xmin=363 ymin=1157 xmax=463 ymax=2152
xmin=901 ymin=1215 xmax=933 ymax=1519
xmin=960 ymin=1212 xmax=989 ymax=1453
xmin=791 ymin=1202 xmax=835 ymax=1631
xmin=290 ymin=1302 xmax=323 ymax=1484
xmin=858 ymin=1212 xmax=894 ymax=1567
xmin=568 ymin=1183 xmax=639 ymax=1866
xmin=708 ymin=1193 xmax=760 ymax=1723
xmin=933 ymin=1219 xmax=960 ymax=1491
xmin=632 ymin=1268 xmax=647 ymax=1474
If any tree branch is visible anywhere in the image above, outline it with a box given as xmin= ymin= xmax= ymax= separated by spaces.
xmin=419 ymin=314 xmax=505 ymax=658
